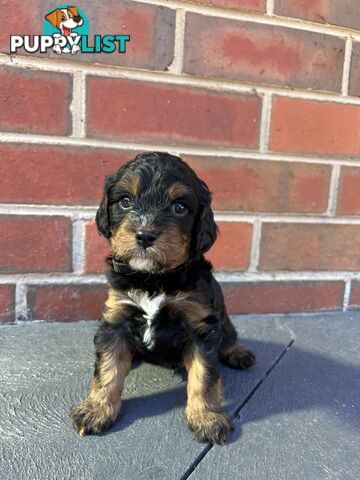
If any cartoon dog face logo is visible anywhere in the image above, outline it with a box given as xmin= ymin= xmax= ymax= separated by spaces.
xmin=45 ymin=6 xmax=83 ymax=37
xmin=45 ymin=6 xmax=84 ymax=55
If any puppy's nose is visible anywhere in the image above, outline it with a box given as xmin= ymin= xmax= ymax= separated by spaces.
xmin=73 ymin=15 xmax=81 ymax=23
xmin=135 ymin=230 xmax=158 ymax=248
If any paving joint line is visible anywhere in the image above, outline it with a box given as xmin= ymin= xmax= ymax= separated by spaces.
xmin=233 ymin=338 xmax=295 ymax=421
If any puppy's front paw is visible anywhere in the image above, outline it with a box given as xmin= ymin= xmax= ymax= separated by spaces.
xmin=187 ymin=410 xmax=234 ymax=445
xmin=53 ymin=44 xmax=62 ymax=55
xmin=70 ymin=400 xmax=120 ymax=436
xmin=71 ymin=44 xmax=81 ymax=54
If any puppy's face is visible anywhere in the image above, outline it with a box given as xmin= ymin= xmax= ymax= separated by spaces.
xmin=61 ymin=8 xmax=83 ymax=29
xmin=96 ymin=152 xmax=217 ymax=273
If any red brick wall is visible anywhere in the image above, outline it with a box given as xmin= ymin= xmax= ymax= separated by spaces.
xmin=0 ymin=0 xmax=359 ymax=323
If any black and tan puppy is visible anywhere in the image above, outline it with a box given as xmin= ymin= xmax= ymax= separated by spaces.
xmin=71 ymin=152 xmax=255 ymax=445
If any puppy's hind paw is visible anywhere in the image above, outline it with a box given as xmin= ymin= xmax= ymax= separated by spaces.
xmin=220 ymin=343 xmax=256 ymax=371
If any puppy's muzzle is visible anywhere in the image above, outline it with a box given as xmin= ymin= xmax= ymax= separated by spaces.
xmin=135 ymin=230 xmax=159 ymax=248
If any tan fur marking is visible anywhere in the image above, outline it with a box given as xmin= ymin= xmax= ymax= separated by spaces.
xmin=168 ymin=183 xmax=192 ymax=201
xmin=118 ymin=174 xmax=141 ymax=196
xmin=155 ymin=223 xmax=190 ymax=270
xmin=72 ymin=339 xmax=132 ymax=436
xmin=184 ymin=349 xmax=223 ymax=428
xmin=110 ymin=212 xmax=190 ymax=271
xmin=110 ymin=220 xmax=190 ymax=272
xmin=167 ymin=292 xmax=211 ymax=335
xmin=103 ymin=288 xmax=132 ymax=324
xmin=110 ymin=218 xmax=137 ymax=261
xmin=90 ymin=341 xmax=132 ymax=407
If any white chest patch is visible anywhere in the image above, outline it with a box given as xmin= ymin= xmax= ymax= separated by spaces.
xmin=126 ymin=290 xmax=166 ymax=350
xmin=128 ymin=256 xmax=157 ymax=273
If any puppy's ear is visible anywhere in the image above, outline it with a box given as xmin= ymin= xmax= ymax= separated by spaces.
xmin=45 ymin=9 xmax=60 ymax=27
xmin=68 ymin=6 xmax=80 ymax=17
xmin=194 ymin=179 xmax=218 ymax=256
xmin=96 ymin=175 xmax=113 ymax=239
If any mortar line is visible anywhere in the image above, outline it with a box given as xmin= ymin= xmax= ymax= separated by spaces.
xmin=2 ymin=54 xmax=360 ymax=105
xmin=209 ymin=213 xmax=360 ymax=225
xmin=215 ymin=271 xmax=356 ymax=281
xmin=259 ymin=93 xmax=272 ymax=153
xmin=248 ymin=220 xmax=262 ymax=271
xmin=71 ymin=71 xmax=86 ymax=138
xmin=0 ymin=203 xmax=97 ymax=218
xmin=326 ymin=164 xmax=341 ymax=216
xmin=232 ymin=339 xmax=295 ymax=420
xmin=15 ymin=282 xmax=28 ymax=322
xmin=1 ymin=132 xmax=360 ymax=167
xmin=1 ymin=204 xmax=360 ymax=224
xmin=266 ymin=0 xmax=275 ymax=16
xmin=72 ymin=219 xmax=86 ymax=274
xmin=167 ymin=9 xmax=186 ymax=74
xmin=0 ymin=272 xmax=359 ymax=285
xmin=0 ymin=274 xmax=108 ymax=285
xmin=341 ymin=37 xmax=353 ymax=96
xmin=343 ymin=280 xmax=352 ymax=311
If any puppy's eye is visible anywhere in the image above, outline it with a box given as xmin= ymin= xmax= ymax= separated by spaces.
xmin=61 ymin=15 xmax=66 ymax=20
xmin=119 ymin=195 xmax=132 ymax=210
xmin=172 ymin=201 xmax=188 ymax=216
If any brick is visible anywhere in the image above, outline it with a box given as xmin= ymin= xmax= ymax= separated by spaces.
xmin=26 ymin=281 xmax=344 ymax=319
xmin=259 ymin=224 xmax=360 ymax=271
xmin=0 ymin=143 xmax=133 ymax=205
xmin=0 ymin=143 xmax=329 ymax=213
xmin=349 ymin=42 xmax=360 ymax=97
xmin=270 ymin=97 xmax=360 ymax=156
xmin=85 ymin=221 xmax=110 ymax=273
xmin=0 ymin=216 xmax=72 ymax=273
xmin=28 ymin=285 xmax=107 ymax=322
xmin=349 ymin=281 xmax=360 ymax=309
xmin=184 ymin=13 xmax=344 ymax=92
xmin=0 ymin=285 xmax=15 ymax=324
xmin=184 ymin=0 xmax=264 ymax=11
xmin=337 ymin=168 xmax=360 ymax=216
xmin=0 ymin=67 xmax=72 ymax=135
xmin=0 ymin=1 xmax=175 ymax=71
xmin=185 ymin=156 xmax=331 ymax=213
xmin=222 ymin=281 xmax=344 ymax=314
xmin=275 ymin=0 xmax=360 ymax=30
xmin=206 ymin=222 xmax=253 ymax=270
xmin=87 ymin=77 xmax=260 ymax=149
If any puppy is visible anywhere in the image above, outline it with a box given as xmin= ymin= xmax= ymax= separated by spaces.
xmin=70 ymin=152 xmax=255 ymax=445
xmin=45 ymin=6 xmax=83 ymax=36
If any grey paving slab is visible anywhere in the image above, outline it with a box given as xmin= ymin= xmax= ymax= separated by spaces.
xmin=0 ymin=317 xmax=290 ymax=480
xmin=190 ymin=312 xmax=360 ymax=480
